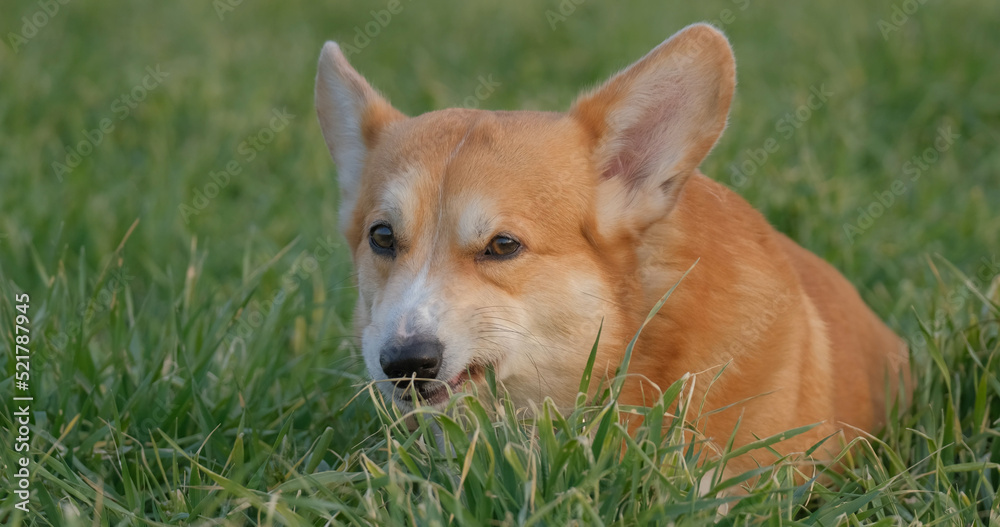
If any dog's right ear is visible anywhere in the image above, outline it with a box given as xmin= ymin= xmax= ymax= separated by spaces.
xmin=315 ymin=42 xmax=404 ymax=229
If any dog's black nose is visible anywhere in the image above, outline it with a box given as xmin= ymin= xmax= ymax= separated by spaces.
xmin=380 ymin=337 xmax=444 ymax=388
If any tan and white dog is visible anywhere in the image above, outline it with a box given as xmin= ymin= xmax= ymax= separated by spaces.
xmin=315 ymin=24 xmax=911 ymax=468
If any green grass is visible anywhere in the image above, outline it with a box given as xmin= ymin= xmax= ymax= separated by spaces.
xmin=1 ymin=0 xmax=999 ymax=524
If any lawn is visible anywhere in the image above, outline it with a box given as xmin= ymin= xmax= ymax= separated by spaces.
xmin=1 ymin=0 xmax=999 ymax=524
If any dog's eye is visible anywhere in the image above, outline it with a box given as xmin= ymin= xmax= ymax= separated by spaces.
xmin=369 ymin=224 xmax=395 ymax=255
xmin=483 ymin=235 xmax=521 ymax=258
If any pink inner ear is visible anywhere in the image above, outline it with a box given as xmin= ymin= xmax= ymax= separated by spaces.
xmin=599 ymin=80 xmax=685 ymax=190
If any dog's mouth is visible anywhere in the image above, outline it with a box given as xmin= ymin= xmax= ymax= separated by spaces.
xmin=396 ymin=362 xmax=492 ymax=406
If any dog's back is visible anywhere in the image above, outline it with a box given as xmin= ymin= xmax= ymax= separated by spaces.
xmin=777 ymin=227 xmax=911 ymax=430
xmin=622 ymin=173 xmax=910 ymax=467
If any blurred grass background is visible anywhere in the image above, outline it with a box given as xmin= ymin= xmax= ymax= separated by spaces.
xmin=0 ymin=0 xmax=998 ymax=523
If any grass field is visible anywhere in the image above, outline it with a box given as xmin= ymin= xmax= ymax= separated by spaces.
xmin=1 ymin=0 xmax=999 ymax=524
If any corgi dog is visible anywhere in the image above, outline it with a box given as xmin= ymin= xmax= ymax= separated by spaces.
xmin=314 ymin=23 xmax=911 ymax=469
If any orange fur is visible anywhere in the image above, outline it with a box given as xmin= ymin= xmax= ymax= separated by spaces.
xmin=314 ymin=24 xmax=911 ymax=473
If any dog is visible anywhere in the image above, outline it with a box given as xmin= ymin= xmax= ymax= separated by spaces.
xmin=314 ymin=23 xmax=911 ymax=471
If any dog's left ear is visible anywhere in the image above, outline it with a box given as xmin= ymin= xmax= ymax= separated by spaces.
xmin=571 ymin=24 xmax=736 ymax=234
xmin=316 ymin=42 xmax=405 ymax=231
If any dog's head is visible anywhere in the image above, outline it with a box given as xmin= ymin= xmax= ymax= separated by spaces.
xmin=315 ymin=24 xmax=735 ymax=410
